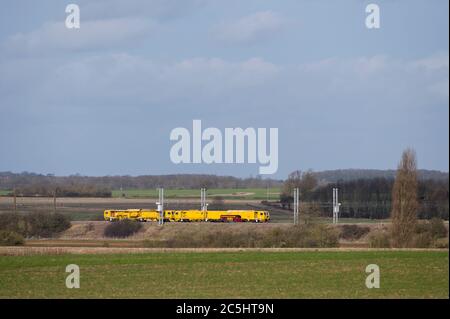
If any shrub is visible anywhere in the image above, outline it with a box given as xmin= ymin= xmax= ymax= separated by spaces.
xmin=368 ymin=231 xmax=391 ymax=248
xmin=428 ymin=218 xmax=447 ymax=239
xmin=412 ymin=218 xmax=448 ymax=247
xmin=0 ymin=230 xmax=24 ymax=246
xmin=339 ymin=225 xmax=371 ymax=240
xmin=104 ymin=220 xmax=142 ymax=238
xmin=433 ymin=238 xmax=449 ymax=248
xmin=411 ymin=232 xmax=433 ymax=248
xmin=142 ymin=224 xmax=339 ymax=248
xmin=26 ymin=212 xmax=71 ymax=238
xmin=296 ymin=224 xmax=340 ymax=248
xmin=0 ymin=213 xmax=27 ymax=236
xmin=0 ymin=212 xmax=71 ymax=238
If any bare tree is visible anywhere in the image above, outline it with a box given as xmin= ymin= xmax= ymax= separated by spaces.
xmin=280 ymin=170 xmax=318 ymax=209
xmin=281 ymin=170 xmax=318 ymax=199
xmin=391 ymin=148 xmax=419 ymax=247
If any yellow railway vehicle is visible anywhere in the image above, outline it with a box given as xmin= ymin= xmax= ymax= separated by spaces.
xmin=177 ymin=210 xmax=207 ymax=222
xmin=205 ymin=210 xmax=270 ymax=222
xmin=140 ymin=210 xmax=160 ymax=222
xmin=104 ymin=209 xmax=270 ymax=223
xmin=104 ymin=209 xmax=142 ymax=221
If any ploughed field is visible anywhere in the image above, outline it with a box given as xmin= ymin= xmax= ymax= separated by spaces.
xmin=0 ymin=251 xmax=447 ymax=298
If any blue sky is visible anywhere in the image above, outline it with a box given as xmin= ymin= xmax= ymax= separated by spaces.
xmin=0 ymin=0 xmax=448 ymax=178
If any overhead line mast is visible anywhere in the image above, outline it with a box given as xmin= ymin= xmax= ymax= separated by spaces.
xmin=332 ymin=188 xmax=341 ymax=224
xmin=157 ymin=188 xmax=164 ymax=226
xmin=293 ymin=188 xmax=299 ymax=225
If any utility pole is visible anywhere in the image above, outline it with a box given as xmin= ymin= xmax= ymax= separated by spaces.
xmin=201 ymin=188 xmax=204 ymax=220
xmin=13 ymin=187 xmax=17 ymax=214
xmin=293 ymin=188 xmax=299 ymax=225
xmin=201 ymin=188 xmax=208 ymax=219
xmin=157 ymin=188 xmax=164 ymax=226
xmin=332 ymin=188 xmax=341 ymax=224
xmin=53 ymin=188 xmax=57 ymax=214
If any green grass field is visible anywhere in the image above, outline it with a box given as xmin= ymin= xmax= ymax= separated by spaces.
xmin=112 ymin=188 xmax=280 ymax=200
xmin=0 ymin=251 xmax=447 ymax=298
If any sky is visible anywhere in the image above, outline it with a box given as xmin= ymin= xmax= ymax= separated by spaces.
xmin=0 ymin=0 xmax=448 ymax=178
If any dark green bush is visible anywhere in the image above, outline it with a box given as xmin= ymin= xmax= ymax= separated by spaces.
xmin=0 ymin=230 xmax=24 ymax=246
xmin=26 ymin=212 xmax=71 ymax=238
xmin=0 ymin=212 xmax=71 ymax=238
xmin=104 ymin=220 xmax=142 ymax=238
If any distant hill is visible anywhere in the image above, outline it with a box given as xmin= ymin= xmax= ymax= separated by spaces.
xmin=315 ymin=169 xmax=449 ymax=183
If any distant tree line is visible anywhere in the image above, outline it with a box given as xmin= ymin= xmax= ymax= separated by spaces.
xmin=315 ymin=169 xmax=448 ymax=183
xmin=281 ymin=170 xmax=449 ymax=220
xmin=12 ymin=184 xmax=112 ymax=198
xmin=0 ymin=172 xmax=283 ymax=197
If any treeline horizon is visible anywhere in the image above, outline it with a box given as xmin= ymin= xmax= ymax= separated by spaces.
xmin=0 ymin=172 xmax=284 ymax=197
xmin=0 ymin=169 xmax=448 ymax=196
xmin=1 ymin=168 xmax=447 ymax=190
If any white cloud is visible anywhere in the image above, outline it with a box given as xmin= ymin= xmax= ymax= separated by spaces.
xmin=297 ymin=54 xmax=449 ymax=102
xmin=80 ymin=0 xmax=206 ymax=20
xmin=409 ymin=52 xmax=449 ymax=99
xmin=55 ymin=55 xmax=279 ymax=105
xmin=412 ymin=52 xmax=449 ymax=71
xmin=214 ymin=11 xmax=285 ymax=44
xmin=2 ymin=18 xmax=156 ymax=55
xmin=1 ymin=52 xmax=447 ymax=114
